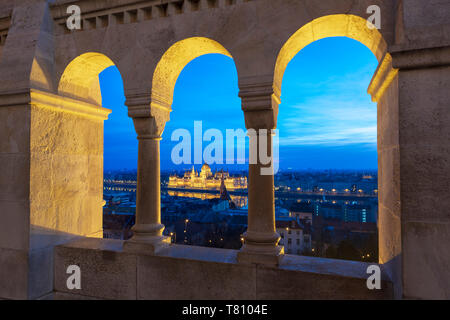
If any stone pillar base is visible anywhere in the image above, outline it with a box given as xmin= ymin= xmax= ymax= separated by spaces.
xmin=123 ymin=236 xmax=171 ymax=255
xmin=237 ymin=244 xmax=284 ymax=267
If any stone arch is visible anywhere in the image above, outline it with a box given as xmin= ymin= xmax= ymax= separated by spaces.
xmin=151 ymin=37 xmax=233 ymax=110
xmin=270 ymin=14 xmax=398 ymax=268
xmin=58 ymin=52 xmax=117 ymax=106
xmin=273 ymin=14 xmax=389 ymax=99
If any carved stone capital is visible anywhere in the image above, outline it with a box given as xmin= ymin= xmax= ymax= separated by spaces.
xmin=126 ymin=92 xmax=171 ymax=139
xmin=132 ymin=116 xmax=165 ymax=140
xmin=239 ymin=83 xmax=280 ymax=130
xmin=126 ymin=93 xmax=151 ymax=118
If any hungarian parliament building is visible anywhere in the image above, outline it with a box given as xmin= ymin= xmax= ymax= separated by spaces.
xmin=168 ymin=164 xmax=248 ymax=191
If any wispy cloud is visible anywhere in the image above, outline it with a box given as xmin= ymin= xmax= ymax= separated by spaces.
xmin=279 ymin=125 xmax=377 ymax=146
xmin=279 ymin=73 xmax=377 ymax=147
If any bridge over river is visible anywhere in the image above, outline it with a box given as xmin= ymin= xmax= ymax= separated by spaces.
xmin=163 ymin=187 xmax=377 ymax=201
xmin=104 ymin=180 xmax=378 ymax=201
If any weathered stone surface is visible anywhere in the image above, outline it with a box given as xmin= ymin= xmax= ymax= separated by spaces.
xmin=0 ymin=106 xmax=30 ymax=154
xmin=377 ymin=75 xmax=399 ymax=150
xmin=29 ymin=102 xmax=105 ymax=238
xmin=377 ymin=203 xmax=402 ymax=298
xmin=402 ymin=221 xmax=450 ymax=299
xmin=0 ymin=200 xmax=30 ymax=251
xmin=376 ymin=73 xmax=402 ymax=298
xmin=54 ymin=238 xmax=137 ymax=300
xmin=0 ymin=104 xmax=32 ymax=254
xmin=280 ymin=254 xmax=388 ymax=280
xmin=396 ymin=0 xmax=450 ymax=50
xmin=256 ymin=266 xmax=393 ymax=300
xmin=137 ymin=254 xmax=256 ymax=300
xmin=378 ymin=146 xmax=401 ymax=220
xmin=396 ymin=67 xmax=450 ymax=224
xmin=53 ymin=239 xmax=394 ymax=300
xmin=28 ymin=246 xmax=54 ymax=300
xmin=398 ymin=67 xmax=450 ymax=148
xmin=0 ymin=248 xmax=28 ymax=300
xmin=0 ymin=154 xmax=30 ymax=202
xmin=54 ymin=292 xmax=100 ymax=300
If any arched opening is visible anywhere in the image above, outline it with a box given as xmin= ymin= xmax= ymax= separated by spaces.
xmin=273 ymin=15 xmax=393 ymax=262
xmin=58 ymin=52 xmax=116 ymax=105
xmin=151 ymin=37 xmax=232 ymax=110
xmin=274 ymin=14 xmax=387 ymax=95
xmin=153 ymin=38 xmax=247 ymax=250
xmin=100 ymin=67 xmax=137 ymax=173
xmin=99 ymin=66 xmax=138 ymax=240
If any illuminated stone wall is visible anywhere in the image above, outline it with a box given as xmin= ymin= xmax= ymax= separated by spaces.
xmin=29 ymin=91 xmax=110 ymax=239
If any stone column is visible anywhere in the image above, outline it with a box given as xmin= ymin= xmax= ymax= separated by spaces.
xmin=390 ymin=47 xmax=450 ymax=300
xmin=237 ymin=82 xmax=284 ymax=266
xmin=124 ymin=93 xmax=171 ymax=254
xmin=369 ymin=46 xmax=450 ymax=299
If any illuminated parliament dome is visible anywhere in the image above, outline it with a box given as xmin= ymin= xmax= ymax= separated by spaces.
xmin=168 ymin=164 xmax=247 ymax=191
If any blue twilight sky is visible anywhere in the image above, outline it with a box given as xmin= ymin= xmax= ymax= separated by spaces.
xmin=100 ymin=37 xmax=378 ymax=172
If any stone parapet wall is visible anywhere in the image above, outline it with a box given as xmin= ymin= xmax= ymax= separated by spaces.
xmin=54 ymin=238 xmax=393 ymax=300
